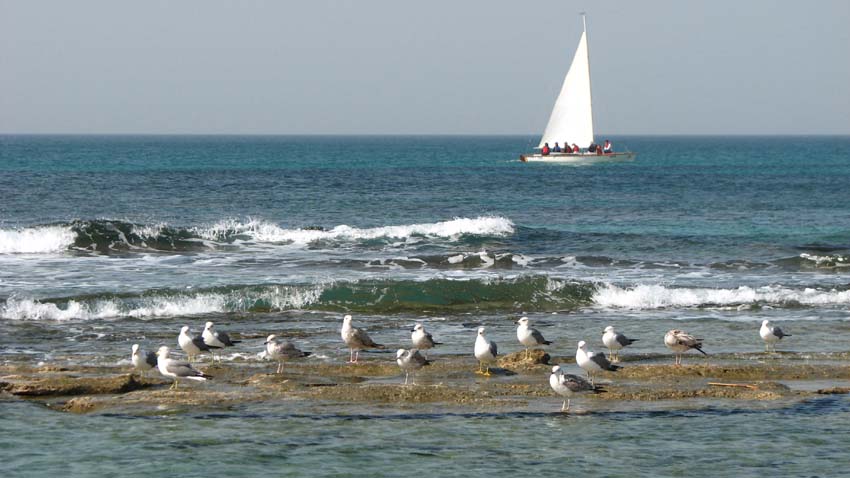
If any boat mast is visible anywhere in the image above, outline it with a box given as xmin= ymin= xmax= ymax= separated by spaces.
xmin=582 ymin=12 xmax=596 ymax=144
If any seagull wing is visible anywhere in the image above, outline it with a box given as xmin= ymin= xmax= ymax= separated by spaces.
xmin=353 ymin=327 xmax=384 ymax=349
xmin=589 ymin=351 xmax=620 ymax=371
xmin=144 ymin=351 xmax=158 ymax=368
xmin=425 ymin=332 xmax=441 ymax=346
xmin=615 ymin=333 xmax=637 ymax=347
xmin=531 ymin=328 xmax=552 ymax=346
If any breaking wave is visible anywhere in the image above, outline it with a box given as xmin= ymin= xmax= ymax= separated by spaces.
xmin=593 ymin=283 xmax=850 ymax=309
xmin=4 ymin=277 xmax=850 ymax=321
xmin=0 ymin=225 xmax=76 ymax=253
xmin=0 ymin=276 xmax=593 ymax=321
xmin=0 ymin=216 xmax=515 ymax=254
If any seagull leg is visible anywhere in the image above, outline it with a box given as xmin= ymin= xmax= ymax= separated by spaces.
xmin=404 ymin=372 xmax=409 ymax=385
xmin=483 ymin=364 xmax=491 ymax=377
xmin=561 ymin=399 xmax=567 ymax=412
xmin=565 ymin=399 xmax=571 ymax=412
xmin=525 ymin=348 xmax=529 ymax=360
xmin=277 ymin=361 xmax=283 ymax=374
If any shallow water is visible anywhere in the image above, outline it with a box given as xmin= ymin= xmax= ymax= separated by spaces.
xmin=1 ymin=135 xmax=849 ymax=475
xmin=5 ymin=394 xmax=850 ymax=477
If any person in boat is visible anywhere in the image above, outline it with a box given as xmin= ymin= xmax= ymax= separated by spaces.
xmin=603 ymin=140 xmax=613 ymax=154
xmin=588 ymin=143 xmax=597 ymax=153
xmin=542 ymin=143 xmax=551 ymax=156
xmin=571 ymin=143 xmax=579 ymax=153
xmin=553 ymin=142 xmax=562 ymax=153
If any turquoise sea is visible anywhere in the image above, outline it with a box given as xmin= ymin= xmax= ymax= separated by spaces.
xmin=1 ymin=135 xmax=849 ymax=476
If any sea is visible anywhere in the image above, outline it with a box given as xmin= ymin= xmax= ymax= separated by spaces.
xmin=1 ymin=134 xmax=849 ymax=476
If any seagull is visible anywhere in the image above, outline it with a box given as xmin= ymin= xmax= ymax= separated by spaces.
xmin=474 ymin=326 xmax=498 ymax=376
xmin=178 ymin=325 xmax=220 ymax=362
xmin=575 ymin=340 xmax=621 ymax=384
xmin=411 ymin=323 xmax=441 ymax=359
xmin=602 ymin=326 xmax=638 ymax=363
xmin=264 ymin=334 xmax=312 ymax=374
xmin=549 ymin=365 xmax=605 ymax=412
xmin=664 ymin=329 xmax=707 ymax=365
xmin=760 ymin=320 xmax=791 ymax=353
xmin=516 ymin=317 xmax=552 ymax=359
xmin=396 ymin=348 xmax=431 ymax=385
xmin=156 ymin=346 xmax=211 ymax=390
xmin=130 ymin=344 xmax=157 ymax=377
xmin=202 ymin=321 xmax=241 ymax=362
xmin=341 ymin=315 xmax=384 ymax=363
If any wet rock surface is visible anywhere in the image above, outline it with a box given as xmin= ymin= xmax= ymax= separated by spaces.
xmin=2 ymin=354 xmax=848 ymax=414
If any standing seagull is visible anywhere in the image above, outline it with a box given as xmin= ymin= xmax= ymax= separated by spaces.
xmin=549 ymin=365 xmax=605 ymax=412
xmin=516 ymin=317 xmax=552 ymax=359
xmin=178 ymin=325 xmax=219 ymax=362
xmin=602 ymin=326 xmax=638 ymax=363
xmin=411 ymin=323 xmax=441 ymax=359
xmin=341 ymin=315 xmax=384 ymax=363
xmin=264 ymin=334 xmax=311 ymax=374
xmin=664 ymin=329 xmax=707 ymax=365
xmin=130 ymin=344 xmax=157 ymax=377
xmin=156 ymin=346 xmax=211 ymax=390
xmin=575 ymin=340 xmax=621 ymax=384
xmin=202 ymin=321 xmax=241 ymax=362
xmin=396 ymin=348 xmax=431 ymax=385
xmin=760 ymin=320 xmax=791 ymax=353
xmin=474 ymin=326 xmax=498 ymax=376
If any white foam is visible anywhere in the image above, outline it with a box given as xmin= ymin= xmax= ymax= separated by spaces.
xmin=593 ymin=283 xmax=850 ymax=309
xmin=0 ymin=226 xmax=76 ymax=254
xmin=800 ymin=253 xmax=849 ymax=267
xmin=196 ymin=216 xmax=514 ymax=245
xmin=0 ymin=284 xmax=327 ymax=321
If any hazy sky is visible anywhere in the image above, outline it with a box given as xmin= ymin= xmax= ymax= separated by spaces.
xmin=1 ymin=0 xmax=848 ymax=135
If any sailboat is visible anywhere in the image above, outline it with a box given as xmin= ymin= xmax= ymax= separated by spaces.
xmin=520 ymin=14 xmax=635 ymax=163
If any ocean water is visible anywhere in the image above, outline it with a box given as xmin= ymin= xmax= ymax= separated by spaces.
xmin=1 ymin=135 xmax=850 ymax=476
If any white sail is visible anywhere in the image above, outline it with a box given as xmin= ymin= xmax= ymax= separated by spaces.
xmin=537 ymin=27 xmax=594 ymax=149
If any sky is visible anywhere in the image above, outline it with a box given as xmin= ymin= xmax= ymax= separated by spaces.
xmin=1 ymin=0 xmax=849 ymax=135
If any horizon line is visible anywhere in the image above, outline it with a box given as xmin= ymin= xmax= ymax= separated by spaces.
xmin=2 ymin=132 xmax=849 ymax=137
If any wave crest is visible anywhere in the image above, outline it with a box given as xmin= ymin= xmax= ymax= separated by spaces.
xmin=593 ymin=283 xmax=850 ymax=309
xmin=0 ymin=225 xmax=76 ymax=254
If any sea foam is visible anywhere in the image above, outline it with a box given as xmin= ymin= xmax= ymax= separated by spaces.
xmin=0 ymin=285 xmax=326 ymax=321
xmin=197 ymin=216 xmax=515 ymax=245
xmin=593 ymin=283 xmax=850 ymax=309
xmin=0 ymin=226 xmax=76 ymax=254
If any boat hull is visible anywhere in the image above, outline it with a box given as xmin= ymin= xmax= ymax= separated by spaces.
xmin=519 ymin=152 xmax=635 ymax=163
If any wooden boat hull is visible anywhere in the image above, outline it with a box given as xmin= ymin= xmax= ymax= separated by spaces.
xmin=519 ymin=152 xmax=635 ymax=163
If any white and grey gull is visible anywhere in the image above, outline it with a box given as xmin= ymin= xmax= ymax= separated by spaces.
xmin=340 ymin=315 xmax=384 ymax=363
xmin=130 ymin=344 xmax=157 ymax=377
xmin=602 ymin=325 xmax=638 ymax=363
xmin=516 ymin=317 xmax=552 ymax=359
xmin=202 ymin=321 xmax=241 ymax=362
xmin=411 ymin=323 xmax=441 ymax=359
xmin=264 ymin=334 xmax=311 ymax=374
xmin=575 ymin=340 xmax=621 ymax=384
xmin=549 ymin=365 xmax=605 ymax=412
xmin=178 ymin=325 xmax=219 ymax=362
xmin=474 ymin=326 xmax=498 ymax=376
xmin=396 ymin=348 xmax=431 ymax=385
xmin=664 ymin=329 xmax=707 ymax=365
xmin=760 ymin=320 xmax=791 ymax=353
xmin=156 ymin=346 xmax=211 ymax=389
